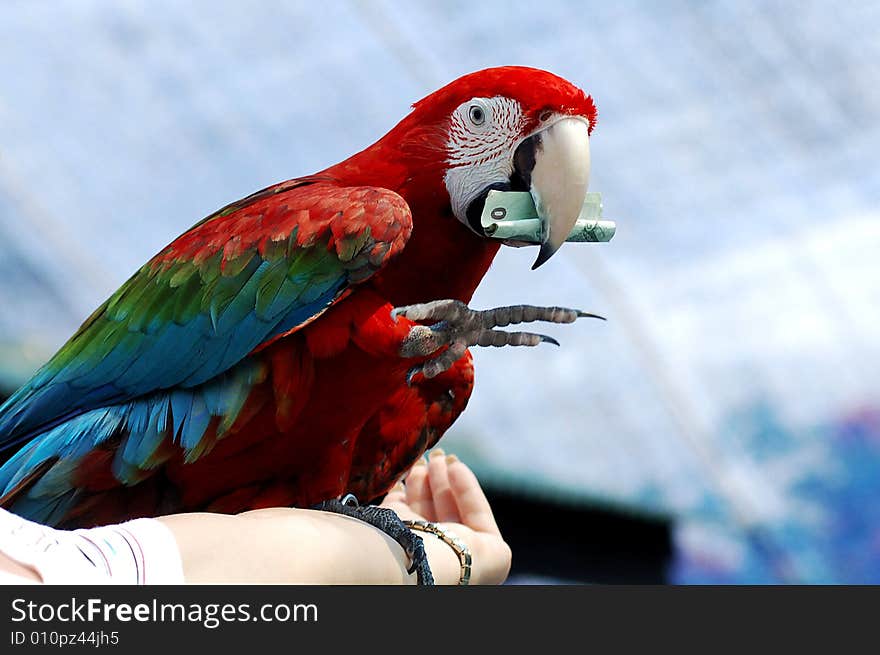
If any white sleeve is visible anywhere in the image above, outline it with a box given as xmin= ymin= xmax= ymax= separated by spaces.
xmin=0 ymin=508 xmax=184 ymax=584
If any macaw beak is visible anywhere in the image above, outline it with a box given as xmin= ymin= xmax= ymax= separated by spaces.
xmin=514 ymin=117 xmax=591 ymax=269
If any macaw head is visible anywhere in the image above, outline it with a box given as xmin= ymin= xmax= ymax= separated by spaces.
xmin=398 ymin=66 xmax=597 ymax=269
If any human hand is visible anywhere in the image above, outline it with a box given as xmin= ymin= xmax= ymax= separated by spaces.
xmin=380 ymin=450 xmax=511 ymax=585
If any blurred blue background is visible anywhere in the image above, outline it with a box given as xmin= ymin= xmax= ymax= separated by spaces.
xmin=1 ymin=0 xmax=878 ymax=583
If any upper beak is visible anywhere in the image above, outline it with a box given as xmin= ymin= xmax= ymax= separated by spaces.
xmin=514 ymin=117 xmax=591 ymax=269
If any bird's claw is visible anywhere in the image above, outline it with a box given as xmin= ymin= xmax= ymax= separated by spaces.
xmin=313 ymin=494 xmax=434 ymax=585
xmin=395 ymin=299 xmax=602 ymax=381
xmin=339 ymin=493 xmax=359 ymax=508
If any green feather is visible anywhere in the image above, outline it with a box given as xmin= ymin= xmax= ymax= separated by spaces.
xmin=335 ymin=226 xmax=372 ymax=263
xmin=255 ymin=258 xmax=292 ymax=319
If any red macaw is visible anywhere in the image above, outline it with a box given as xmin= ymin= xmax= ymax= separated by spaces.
xmin=0 ymin=67 xmax=599 ymax=536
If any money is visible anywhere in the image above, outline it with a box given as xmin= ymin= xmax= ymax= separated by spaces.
xmin=480 ymin=191 xmax=616 ymax=243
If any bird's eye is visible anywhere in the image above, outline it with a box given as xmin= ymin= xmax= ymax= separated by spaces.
xmin=539 ymin=110 xmax=553 ymax=123
xmin=468 ymin=105 xmax=486 ymax=126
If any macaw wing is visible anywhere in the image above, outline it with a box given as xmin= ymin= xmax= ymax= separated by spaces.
xmin=0 ymin=180 xmax=412 ymax=458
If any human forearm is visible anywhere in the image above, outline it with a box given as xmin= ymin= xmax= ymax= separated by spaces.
xmin=2 ymin=455 xmax=508 ymax=585
xmin=159 ymin=508 xmax=462 ymax=584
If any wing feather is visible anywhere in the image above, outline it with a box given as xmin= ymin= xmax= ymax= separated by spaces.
xmin=0 ymin=181 xmax=412 ymax=460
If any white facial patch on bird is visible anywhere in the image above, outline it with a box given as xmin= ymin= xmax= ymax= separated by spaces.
xmin=443 ymin=97 xmax=527 ymax=228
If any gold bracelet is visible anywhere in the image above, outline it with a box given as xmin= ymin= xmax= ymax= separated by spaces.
xmin=404 ymin=520 xmax=472 ymax=586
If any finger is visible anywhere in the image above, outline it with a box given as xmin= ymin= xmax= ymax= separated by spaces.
xmin=404 ymin=458 xmax=435 ymax=520
xmin=446 ymin=456 xmax=500 ymax=535
xmin=379 ymin=500 xmax=422 ymax=522
xmin=381 ymin=481 xmax=407 ymax=507
xmin=427 ymin=449 xmax=460 ymax=522
xmin=380 ymin=502 xmax=427 ymax=521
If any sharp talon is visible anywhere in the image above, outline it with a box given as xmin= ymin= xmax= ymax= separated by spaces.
xmin=541 ymin=335 xmax=560 ymax=346
xmin=576 ymin=311 xmax=606 ymax=320
xmin=390 ymin=308 xmax=402 ymax=323
xmin=406 ymin=367 xmax=421 ymax=386
xmin=340 ymin=493 xmax=359 ymax=508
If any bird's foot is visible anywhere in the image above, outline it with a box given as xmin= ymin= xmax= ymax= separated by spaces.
xmin=393 ymin=299 xmax=603 ymax=383
xmin=313 ymin=494 xmax=434 ymax=585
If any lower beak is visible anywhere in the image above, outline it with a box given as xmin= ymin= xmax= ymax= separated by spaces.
xmin=515 ymin=118 xmax=591 ymax=269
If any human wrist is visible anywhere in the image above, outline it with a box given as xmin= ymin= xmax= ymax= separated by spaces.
xmin=414 ymin=524 xmax=469 ymax=585
xmin=405 ymin=520 xmax=472 ymax=585
xmin=433 ymin=524 xmax=510 ymax=585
